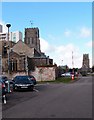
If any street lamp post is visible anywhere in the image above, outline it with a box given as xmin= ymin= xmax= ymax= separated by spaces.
xmin=0 ymin=55 xmax=2 ymax=75
xmin=11 ymin=58 xmax=13 ymax=71
xmin=6 ymin=24 xmax=11 ymax=77
xmin=25 ymin=55 xmax=28 ymax=75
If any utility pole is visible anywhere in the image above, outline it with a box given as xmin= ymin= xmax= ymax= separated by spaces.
xmin=6 ymin=24 xmax=11 ymax=77
xmin=71 ymin=51 xmax=75 ymax=80
xmin=72 ymin=51 xmax=74 ymax=74
xmin=72 ymin=51 xmax=74 ymax=69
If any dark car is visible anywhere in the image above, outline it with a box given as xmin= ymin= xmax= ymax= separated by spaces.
xmin=28 ymin=75 xmax=37 ymax=85
xmin=0 ymin=79 xmax=7 ymax=104
xmin=0 ymin=75 xmax=11 ymax=93
xmin=13 ymin=76 xmax=34 ymax=91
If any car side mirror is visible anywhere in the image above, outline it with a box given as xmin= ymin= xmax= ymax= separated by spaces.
xmin=5 ymin=81 xmax=9 ymax=84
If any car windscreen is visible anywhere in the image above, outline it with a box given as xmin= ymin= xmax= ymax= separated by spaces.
xmin=1 ymin=76 xmax=8 ymax=82
xmin=14 ymin=76 xmax=32 ymax=84
xmin=0 ymin=79 xmax=3 ymax=83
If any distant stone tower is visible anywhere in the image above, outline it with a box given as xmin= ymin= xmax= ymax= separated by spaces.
xmin=24 ymin=27 xmax=41 ymax=53
xmin=0 ymin=24 xmax=2 ymax=33
xmin=82 ymin=54 xmax=90 ymax=68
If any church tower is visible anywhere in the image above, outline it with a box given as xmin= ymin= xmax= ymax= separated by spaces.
xmin=82 ymin=54 xmax=90 ymax=68
xmin=24 ymin=27 xmax=41 ymax=53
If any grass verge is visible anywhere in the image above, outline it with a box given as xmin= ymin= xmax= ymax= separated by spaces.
xmin=37 ymin=77 xmax=77 ymax=84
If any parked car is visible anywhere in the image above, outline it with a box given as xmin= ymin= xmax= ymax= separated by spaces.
xmin=61 ymin=72 xmax=72 ymax=77
xmin=81 ymin=71 xmax=87 ymax=76
xmin=28 ymin=75 xmax=37 ymax=85
xmin=13 ymin=76 xmax=34 ymax=91
xmin=0 ymin=75 xmax=11 ymax=93
xmin=0 ymin=79 xmax=7 ymax=104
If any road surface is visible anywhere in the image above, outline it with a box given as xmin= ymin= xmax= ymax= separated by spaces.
xmin=2 ymin=76 xmax=92 ymax=119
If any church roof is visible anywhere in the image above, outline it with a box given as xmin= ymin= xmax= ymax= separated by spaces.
xmin=12 ymin=40 xmax=34 ymax=58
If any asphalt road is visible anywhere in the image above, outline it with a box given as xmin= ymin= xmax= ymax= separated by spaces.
xmin=2 ymin=76 xmax=92 ymax=119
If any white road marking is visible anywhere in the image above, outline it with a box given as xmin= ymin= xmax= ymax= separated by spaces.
xmin=33 ymin=88 xmax=39 ymax=92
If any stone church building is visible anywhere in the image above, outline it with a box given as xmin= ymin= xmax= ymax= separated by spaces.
xmin=1 ymin=27 xmax=53 ymax=74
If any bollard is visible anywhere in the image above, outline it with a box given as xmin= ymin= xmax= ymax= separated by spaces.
xmin=3 ymin=95 xmax=6 ymax=104
xmin=72 ymin=74 xmax=74 ymax=80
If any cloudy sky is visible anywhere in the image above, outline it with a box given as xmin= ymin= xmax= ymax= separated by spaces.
xmin=1 ymin=2 xmax=92 ymax=68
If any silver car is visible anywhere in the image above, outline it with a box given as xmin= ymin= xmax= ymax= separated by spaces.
xmin=61 ymin=72 xmax=72 ymax=77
